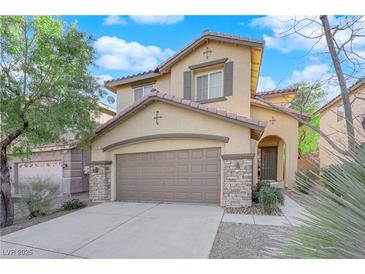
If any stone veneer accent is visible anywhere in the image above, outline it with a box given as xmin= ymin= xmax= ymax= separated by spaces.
xmin=223 ymin=156 xmax=253 ymax=207
xmin=89 ymin=161 xmax=112 ymax=201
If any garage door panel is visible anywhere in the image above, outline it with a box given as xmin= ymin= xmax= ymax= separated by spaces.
xmin=116 ymin=148 xmax=221 ymax=204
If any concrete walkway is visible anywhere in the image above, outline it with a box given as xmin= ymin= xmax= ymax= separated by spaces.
xmin=1 ymin=202 xmax=223 ymax=259
xmin=222 ymin=195 xmax=307 ymax=227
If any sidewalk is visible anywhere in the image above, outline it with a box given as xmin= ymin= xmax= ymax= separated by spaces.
xmin=222 ymin=195 xmax=307 ymax=227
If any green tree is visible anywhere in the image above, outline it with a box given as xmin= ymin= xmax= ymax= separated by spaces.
xmin=290 ymin=82 xmax=325 ymax=157
xmin=0 ymin=16 xmax=102 ymax=227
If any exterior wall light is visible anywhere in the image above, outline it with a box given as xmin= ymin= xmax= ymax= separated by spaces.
xmin=235 ymin=161 xmax=241 ymax=173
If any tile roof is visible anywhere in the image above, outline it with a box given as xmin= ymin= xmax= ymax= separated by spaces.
xmin=251 ymin=98 xmax=312 ymax=121
xmin=104 ymin=69 xmax=158 ymax=85
xmin=257 ymin=87 xmax=298 ymax=97
xmin=96 ymin=89 xmax=267 ymax=136
xmin=104 ymin=31 xmax=265 ymax=87
xmin=158 ymin=31 xmax=265 ymax=71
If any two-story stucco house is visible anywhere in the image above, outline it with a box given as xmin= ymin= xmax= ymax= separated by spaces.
xmin=316 ymin=77 xmax=365 ymax=168
xmin=90 ymin=31 xmax=310 ymax=207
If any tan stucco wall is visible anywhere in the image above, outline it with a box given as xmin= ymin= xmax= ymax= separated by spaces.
xmin=91 ymin=101 xmax=252 ymax=203
xmin=92 ymin=101 xmax=251 ymax=162
xmin=264 ymin=94 xmax=295 ymax=107
xmin=251 ymin=105 xmax=299 ymax=187
xmin=319 ymin=85 xmax=365 ymax=168
xmin=115 ymin=40 xmax=251 ymax=116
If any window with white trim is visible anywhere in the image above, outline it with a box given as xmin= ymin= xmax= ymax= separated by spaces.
xmin=337 ymin=104 xmax=344 ymax=122
xmin=134 ymin=85 xmax=153 ymax=102
xmin=196 ymin=71 xmax=223 ymax=101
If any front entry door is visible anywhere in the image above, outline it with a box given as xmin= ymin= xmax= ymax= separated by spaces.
xmin=261 ymin=147 xmax=277 ymax=181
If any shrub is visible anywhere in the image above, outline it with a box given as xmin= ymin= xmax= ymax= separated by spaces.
xmin=62 ymin=199 xmax=86 ymax=210
xmin=252 ymin=180 xmax=270 ymax=203
xmin=278 ymin=145 xmax=365 ymax=258
xmin=259 ymin=186 xmax=284 ymax=214
xmin=18 ymin=179 xmax=60 ymax=217
xmin=256 ymin=180 xmax=270 ymax=193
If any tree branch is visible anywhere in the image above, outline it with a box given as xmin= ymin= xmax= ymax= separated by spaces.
xmin=255 ymin=96 xmax=348 ymax=156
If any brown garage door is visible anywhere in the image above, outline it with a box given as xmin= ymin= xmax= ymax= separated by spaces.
xmin=116 ymin=148 xmax=221 ymax=204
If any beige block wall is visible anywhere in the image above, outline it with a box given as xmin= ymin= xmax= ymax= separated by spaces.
xmin=319 ymin=86 xmax=365 ymax=168
xmin=116 ymin=40 xmax=251 ymax=116
xmin=250 ymin=105 xmax=299 ymax=187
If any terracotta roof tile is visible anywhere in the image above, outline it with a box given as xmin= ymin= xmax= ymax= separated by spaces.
xmin=104 ymin=70 xmax=157 ymax=85
xmin=104 ymin=31 xmax=265 ymax=87
xmin=96 ymin=89 xmax=267 ymax=135
xmin=257 ymin=87 xmax=298 ymax=97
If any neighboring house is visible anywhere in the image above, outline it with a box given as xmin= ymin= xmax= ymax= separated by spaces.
xmin=9 ymin=103 xmax=115 ymax=196
xmin=316 ymin=77 xmax=365 ymax=168
xmin=90 ymin=31 xmax=310 ymax=207
xmin=257 ymin=88 xmax=297 ymax=108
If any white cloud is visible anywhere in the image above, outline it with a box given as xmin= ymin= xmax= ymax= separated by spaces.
xmin=250 ymin=16 xmax=365 ymax=56
xmin=103 ymin=16 xmax=127 ymax=26
xmin=94 ymin=36 xmax=174 ymax=71
xmin=129 ymin=16 xmax=184 ymax=25
xmin=286 ymin=64 xmax=340 ymax=101
xmin=289 ymin=64 xmax=330 ymax=83
xmin=257 ymin=76 xmax=276 ymax=92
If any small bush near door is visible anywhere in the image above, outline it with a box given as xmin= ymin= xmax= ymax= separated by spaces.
xmin=259 ymin=186 xmax=284 ymax=214
xmin=62 ymin=199 xmax=86 ymax=210
xmin=252 ymin=180 xmax=270 ymax=203
xmin=18 ymin=179 xmax=60 ymax=217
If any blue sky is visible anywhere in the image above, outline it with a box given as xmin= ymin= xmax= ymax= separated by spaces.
xmin=62 ymin=15 xmax=364 ymax=107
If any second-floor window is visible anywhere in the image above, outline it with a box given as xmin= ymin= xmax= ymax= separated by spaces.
xmin=337 ymin=104 xmax=344 ymax=122
xmin=196 ymin=71 xmax=223 ymax=101
xmin=134 ymin=85 xmax=153 ymax=102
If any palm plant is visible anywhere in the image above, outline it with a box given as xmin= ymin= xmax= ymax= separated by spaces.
xmin=278 ymin=145 xmax=365 ymax=258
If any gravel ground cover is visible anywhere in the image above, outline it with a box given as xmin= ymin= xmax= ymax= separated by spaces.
xmin=209 ymin=222 xmax=287 ymax=259
xmin=224 ymin=203 xmax=283 ymax=216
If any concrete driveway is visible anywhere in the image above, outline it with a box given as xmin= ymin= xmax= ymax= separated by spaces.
xmin=1 ymin=202 xmax=223 ymax=259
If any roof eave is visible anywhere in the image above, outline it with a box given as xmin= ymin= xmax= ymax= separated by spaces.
xmin=158 ymin=33 xmax=264 ymax=72
xmin=95 ymin=91 xmax=267 ymax=139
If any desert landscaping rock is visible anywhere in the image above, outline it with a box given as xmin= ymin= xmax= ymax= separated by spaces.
xmin=224 ymin=203 xmax=283 ymax=216
xmin=209 ymin=222 xmax=287 ymax=259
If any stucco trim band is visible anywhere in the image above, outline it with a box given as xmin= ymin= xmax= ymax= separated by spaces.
xmin=102 ymin=133 xmax=230 ymax=152
xmin=221 ymin=153 xmax=255 ymax=160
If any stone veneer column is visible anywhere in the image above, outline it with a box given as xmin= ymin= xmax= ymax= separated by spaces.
xmin=222 ymin=154 xmax=254 ymax=207
xmin=89 ymin=161 xmax=112 ymax=201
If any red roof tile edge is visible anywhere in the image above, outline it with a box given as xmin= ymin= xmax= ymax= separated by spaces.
xmin=96 ymin=89 xmax=267 ymax=135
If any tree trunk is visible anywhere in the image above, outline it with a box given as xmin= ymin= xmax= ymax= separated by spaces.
xmin=255 ymin=96 xmax=348 ymax=156
xmin=0 ymin=145 xmax=14 ymax=227
xmin=320 ymin=15 xmax=356 ymax=152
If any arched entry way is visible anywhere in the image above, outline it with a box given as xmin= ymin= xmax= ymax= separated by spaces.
xmin=257 ymin=135 xmax=286 ymax=183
